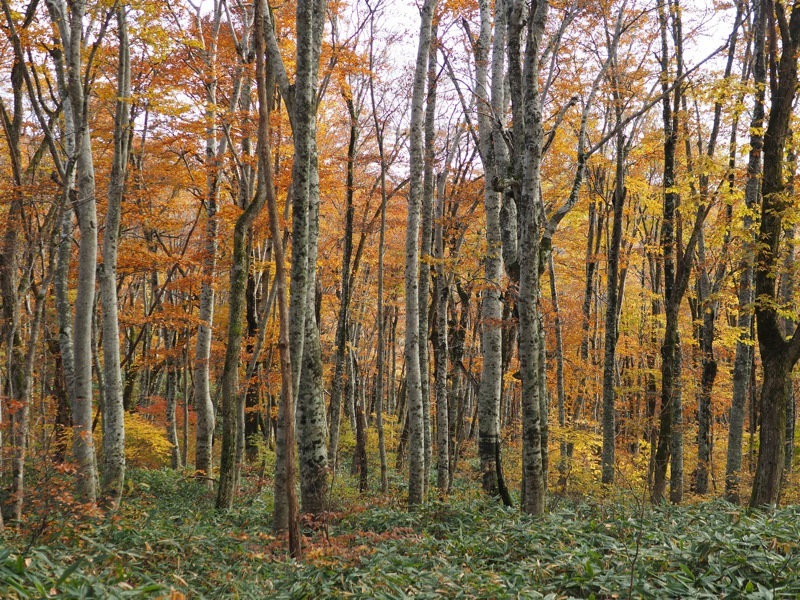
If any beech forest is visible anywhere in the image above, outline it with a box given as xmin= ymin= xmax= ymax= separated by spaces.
xmin=2 ymin=0 xmax=800 ymax=597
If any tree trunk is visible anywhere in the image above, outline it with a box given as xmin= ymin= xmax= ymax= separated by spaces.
xmin=64 ymin=0 xmax=99 ymax=504
xmin=0 ymin=35 xmax=27 ymax=528
xmin=353 ymin=352 xmax=368 ymax=493
xmin=216 ymin=59 xmax=267 ymax=508
xmin=549 ymin=254 xmax=568 ymax=485
xmin=405 ymin=0 xmax=437 ymax=507
xmin=369 ymin=19 xmax=389 ymax=493
xmin=259 ymin=0 xmax=300 ymax=553
xmin=297 ymin=145 xmax=328 ymax=517
xmin=193 ymin=1 xmax=223 ymax=482
xmin=268 ymin=0 xmax=326 ymax=538
xmin=166 ymin=345 xmax=182 ymax=470
xmin=750 ymin=0 xmax=800 ymax=507
xmin=694 ymin=229 xmax=716 ymax=495
xmin=782 ymin=223 xmax=795 ymax=473
xmin=601 ymin=136 xmax=626 ymax=485
xmin=653 ymin=0 xmax=695 ymax=505
xmin=572 ymin=202 xmax=601 ymax=426
xmin=475 ymin=0 xmax=512 ymax=503
xmin=726 ymin=0 xmax=766 ymax=504
xmin=434 ymin=171 xmax=450 ymax=496
xmin=99 ymin=6 xmax=131 ymax=507
xmin=515 ymin=0 xmax=548 ymax=516
xmin=419 ymin=24 xmax=438 ymax=486
xmin=328 ymin=94 xmax=358 ymax=469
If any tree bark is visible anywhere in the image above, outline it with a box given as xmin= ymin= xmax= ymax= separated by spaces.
xmin=419 ymin=24 xmax=438 ymax=486
xmin=515 ymin=0 xmax=548 ymax=516
xmin=600 ymin=132 xmax=626 ymax=485
xmin=726 ymin=0 xmax=766 ymax=504
xmin=328 ymin=93 xmax=359 ymax=469
xmin=258 ymin=0 xmax=300 ymax=553
xmin=750 ymin=0 xmax=800 ymax=507
xmin=475 ymin=0 xmax=510 ymax=502
xmin=653 ymin=0 xmax=693 ymax=505
xmin=216 ymin=24 xmax=267 ymax=508
xmin=62 ymin=0 xmax=99 ymax=504
xmin=99 ymin=5 xmax=131 ymax=507
xmin=193 ymin=1 xmax=224 ymax=482
xmin=369 ymin=16 xmax=389 ymax=493
xmin=297 ymin=143 xmax=328 ymax=517
xmin=268 ymin=0 xmax=327 ymax=531
xmin=406 ymin=0 xmax=437 ymax=507
xmin=434 ymin=188 xmax=449 ymax=495
xmin=548 ymin=254 xmax=568 ymax=483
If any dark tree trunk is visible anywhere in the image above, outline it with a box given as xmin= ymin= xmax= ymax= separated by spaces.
xmin=726 ymin=0 xmax=766 ymax=504
xmin=750 ymin=0 xmax=800 ymax=507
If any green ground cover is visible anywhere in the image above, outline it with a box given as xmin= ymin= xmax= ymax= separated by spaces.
xmin=2 ymin=469 xmax=799 ymax=599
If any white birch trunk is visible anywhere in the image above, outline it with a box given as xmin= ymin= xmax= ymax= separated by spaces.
xmin=57 ymin=0 xmax=98 ymax=503
xmin=406 ymin=0 xmax=437 ymax=507
xmin=516 ymin=0 xmax=548 ymax=515
xmin=193 ymin=1 xmax=223 ymax=482
xmin=99 ymin=6 xmax=131 ymax=507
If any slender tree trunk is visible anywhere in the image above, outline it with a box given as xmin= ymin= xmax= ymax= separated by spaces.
xmin=369 ymin=19 xmax=389 ymax=493
xmin=216 ymin=108 xmax=267 ymax=509
xmin=0 ymin=41 xmax=27 ymax=528
xmin=434 ymin=172 xmax=450 ymax=495
xmin=516 ymin=0 xmax=548 ymax=516
xmin=11 ymin=270 xmax=52 ymax=521
xmin=9 ymin=208 xmax=57 ymax=522
xmin=166 ymin=344 xmax=181 ymax=470
xmin=419 ymin=25 xmax=438 ymax=486
xmin=548 ymin=254 xmax=567 ymax=478
xmin=99 ymin=6 xmax=131 ymax=507
xmin=182 ymin=341 xmax=190 ymax=468
xmin=328 ymin=94 xmax=358 ymax=469
xmin=653 ymin=0 xmax=692 ymax=505
xmin=63 ymin=0 xmax=99 ymax=504
xmin=271 ymin=0 xmax=327 ymax=529
xmin=601 ymin=135 xmax=625 ymax=485
xmin=193 ymin=2 xmax=223 ymax=482
xmin=694 ymin=229 xmax=716 ymax=495
xmin=726 ymin=0 xmax=766 ymax=504
xmin=353 ymin=352 xmax=368 ymax=493
xmin=572 ymin=202 xmax=601 ymax=426
xmin=406 ymin=0 xmax=437 ymax=507
xmin=782 ymin=223 xmax=795 ymax=473
xmin=259 ymin=0 xmax=299 ymax=552
xmin=475 ymin=0 xmax=511 ymax=503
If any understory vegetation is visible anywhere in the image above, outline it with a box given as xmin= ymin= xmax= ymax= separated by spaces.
xmin=3 ymin=468 xmax=800 ymax=599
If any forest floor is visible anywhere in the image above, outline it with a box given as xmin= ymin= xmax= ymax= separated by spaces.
xmin=3 ymin=466 xmax=800 ymax=599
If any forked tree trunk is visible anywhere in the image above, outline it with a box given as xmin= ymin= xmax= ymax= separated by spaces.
xmin=216 ymin=17 xmax=267 ymax=508
xmin=268 ymin=0 xmax=327 ymax=530
xmin=406 ymin=0 xmax=437 ymax=507
xmin=515 ymin=0 xmax=548 ymax=516
xmin=99 ymin=5 xmax=131 ymax=507
xmin=475 ymin=0 xmax=509 ymax=502
xmin=258 ymin=0 xmax=300 ymax=553
xmin=60 ymin=0 xmax=99 ymax=504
